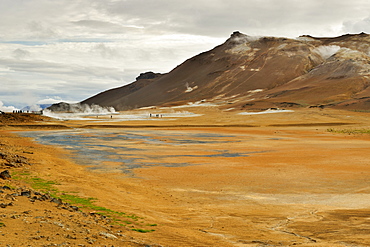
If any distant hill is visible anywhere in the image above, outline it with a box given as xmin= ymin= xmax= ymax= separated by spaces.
xmin=80 ymin=31 xmax=370 ymax=111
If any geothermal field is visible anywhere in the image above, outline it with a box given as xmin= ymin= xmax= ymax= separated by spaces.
xmin=0 ymin=106 xmax=369 ymax=246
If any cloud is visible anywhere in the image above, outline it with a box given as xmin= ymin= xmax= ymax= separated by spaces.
xmin=27 ymin=21 xmax=60 ymax=40
xmin=91 ymin=0 xmax=370 ymax=38
xmin=36 ymin=96 xmax=64 ymax=105
xmin=0 ymin=57 xmax=129 ymax=104
xmin=2 ymin=0 xmax=370 ymax=41
xmin=342 ymin=17 xmax=370 ymax=34
xmin=0 ymin=58 xmax=125 ymax=81
xmin=72 ymin=20 xmax=143 ymax=33
xmin=92 ymin=43 xmax=122 ymax=58
xmin=12 ymin=48 xmax=31 ymax=59
xmin=0 ymin=101 xmax=18 ymax=112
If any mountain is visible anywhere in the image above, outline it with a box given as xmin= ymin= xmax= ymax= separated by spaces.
xmin=81 ymin=31 xmax=370 ymax=111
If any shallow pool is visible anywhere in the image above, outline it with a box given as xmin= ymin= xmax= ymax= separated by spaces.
xmin=20 ymin=129 xmax=262 ymax=176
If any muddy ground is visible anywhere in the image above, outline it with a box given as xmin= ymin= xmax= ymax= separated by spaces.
xmin=0 ymin=108 xmax=369 ymax=246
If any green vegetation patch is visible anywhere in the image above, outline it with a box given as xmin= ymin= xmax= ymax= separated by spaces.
xmin=29 ymin=177 xmax=59 ymax=193
xmin=146 ymin=223 xmax=158 ymax=226
xmin=327 ymin=128 xmax=370 ymax=135
xmin=12 ymin=170 xmax=157 ymax=233
xmin=0 ymin=222 xmax=5 ymax=227
xmin=58 ymin=193 xmax=97 ymax=207
xmin=12 ymin=171 xmax=59 ymax=193
xmin=132 ymin=228 xmax=155 ymax=233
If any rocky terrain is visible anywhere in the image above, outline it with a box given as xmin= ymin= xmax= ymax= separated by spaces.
xmin=0 ymin=115 xmax=161 ymax=247
xmin=79 ymin=32 xmax=370 ymax=111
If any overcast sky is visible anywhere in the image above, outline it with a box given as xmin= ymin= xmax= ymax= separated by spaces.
xmin=1 ymin=0 xmax=370 ymax=110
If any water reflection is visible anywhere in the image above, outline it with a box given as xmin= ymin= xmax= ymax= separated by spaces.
xmin=20 ymin=129 xmax=263 ymax=176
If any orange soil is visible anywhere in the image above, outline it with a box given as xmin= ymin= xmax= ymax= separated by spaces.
xmin=0 ymin=108 xmax=369 ymax=246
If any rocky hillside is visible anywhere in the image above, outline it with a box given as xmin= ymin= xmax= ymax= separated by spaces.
xmin=81 ymin=31 xmax=370 ymax=111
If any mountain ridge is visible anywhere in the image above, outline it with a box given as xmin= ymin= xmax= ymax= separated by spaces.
xmin=79 ymin=31 xmax=370 ymax=111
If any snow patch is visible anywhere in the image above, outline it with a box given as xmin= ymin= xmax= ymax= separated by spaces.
xmin=277 ymin=43 xmax=288 ymax=49
xmin=238 ymin=109 xmax=294 ymax=115
xmin=296 ymin=36 xmax=316 ymax=42
xmin=185 ymin=84 xmax=198 ymax=93
xmin=228 ymin=44 xmax=252 ymax=54
xmin=248 ymin=89 xmax=264 ymax=93
xmin=139 ymin=106 xmax=157 ymax=110
xmin=313 ymin=45 xmax=341 ymax=59
xmin=164 ymin=100 xmax=217 ymax=109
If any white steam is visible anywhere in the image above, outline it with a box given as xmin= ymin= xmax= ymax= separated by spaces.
xmin=62 ymin=103 xmax=116 ymax=114
xmin=26 ymin=104 xmax=42 ymax=112
xmin=43 ymin=103 xmax=116 ymax=120
xmin=313 ymin=45 xmax=341 ymax=60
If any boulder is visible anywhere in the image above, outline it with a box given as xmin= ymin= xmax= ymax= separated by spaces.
xmin=0 ymin=170 xmax=11 ymax=180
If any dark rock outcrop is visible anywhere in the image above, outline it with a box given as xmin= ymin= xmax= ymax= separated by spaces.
xmin=0 ymin=170 xmax=11 ymax=180
xmin=136 ymin=71 xmax=162 ymax=80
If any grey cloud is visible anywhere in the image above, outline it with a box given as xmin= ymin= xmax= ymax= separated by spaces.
xmin=0 ymin=58 xmax=124 ymax=81
xmin=72 ymin=20 xmax=142 ymax=33
xmin=27 ymin=21 xmax=60 ymax=40
xmin=92 ymin=43 xmax=122 ymax=58
xmin=0 ymin=57 xmax=128 ymax=107
xmin=91 ymin=0 xmax=370 ymax=37
xmin=12 ymin=49 xmax=31 ymax=59
xmin=73 ymin=20 xmax=122 ymax=29
xmin=3 ymin=0 xmax=370 ymax=41
xmin=342 ymin=17 xmax=370 ymax=33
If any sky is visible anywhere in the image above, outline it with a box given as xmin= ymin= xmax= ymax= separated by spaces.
xmin=1 ymin=0 xmax=370 ymax=110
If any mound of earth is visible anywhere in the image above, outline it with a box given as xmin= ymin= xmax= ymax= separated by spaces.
xmin=0 ymin=113 xmax=49 ymax=125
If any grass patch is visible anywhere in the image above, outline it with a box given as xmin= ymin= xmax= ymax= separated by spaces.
xmin=0 ymin=222 xmax=5 ymax=227
xmin=327 ymin=128 xmax=370 ymax=135
xmin=12 ymin=171 xmax=156 ymax=233
xmin=29 ymin=177 xmax=60 ymax=193
xmin=14 ymin=171 xmax=31 ymax=176
xmin=132 ymin=228 xmax=155 ymax=233
xmin=146 ymin=224 xmax=157 ymax=226
xmin=12 ymin=171 xmax=59 ymax=194
xmin=58 ymin=193 xmax=97 ymax=206
xmin=351 ymin=109 xmax=370 ymax=113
